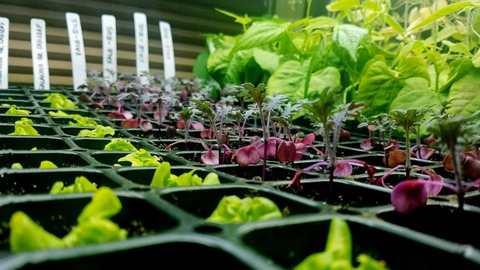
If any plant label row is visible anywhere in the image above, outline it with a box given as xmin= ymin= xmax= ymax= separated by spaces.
xmin=30 ymin=19 xmax=50 ymax=90
xmin=159 ymin=21 xmax=175 ymax=79
xmin=66 ymin=12 xmax=87 ymax=91
xmin=134 ymin=12 xmax=150 ymax=85
xmin=102 ymin=15 xmax=117 ymax=85
xmin=0 ymin=17 xmax=9 ymax=89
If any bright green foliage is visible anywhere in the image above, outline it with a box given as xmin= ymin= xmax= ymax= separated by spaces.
xmin=150 ymin=162 xmax=220 ymax=188
xmin=117 ymin=149 xmax=162 ymax=167
xmin=49 ymin=110 xmax=82 ymax=117
xmin=448 ymin=67 xmax=480 ymax=116
xmin=39 ymin=161 xmax=58 ymax=169
xmin=78 ymin=125 xmax=115 ymax=138
xmin=11 ymin=163 xmax=23 ymax=169
xmin=69 ymin=116 xmax=98 ymax=127
xmin=10 ymin=187 xmax=126 ymax=252
xmin=50 ymin=176 xmax=98 ymax=195
xmin=9 ymin=118 xmax=40 ymax=136
xmin=43 ymin=93 xmax=78 ymax=109
xmin=294 ymin=219 xmax=389 ymax=270
xmin=103 ymin=138 xmax=137 ymax=151
xmin=5 ymin=107 xmax=31 ymax=115
xmin=206 ymin=195 xmax=282 ymax=223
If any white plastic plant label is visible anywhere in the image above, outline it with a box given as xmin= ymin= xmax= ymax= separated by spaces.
xmin=159 ymin=21 xmax=175 ymax=79
xmin=102 ymin=15 xmax=117 ymax=85
xmin=0 ymin=17 xmax=9 ymax=89
xmin=30 ymin=19 xmax=50 ymax=90
xmin=66 ymin=12 xmax=87 ymax=91
xmin=134 ymin=12 xmax=149 ymax=85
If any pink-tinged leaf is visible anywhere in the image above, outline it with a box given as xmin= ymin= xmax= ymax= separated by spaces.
xmin=423 ymin=135 xmax=437 ymax=145
xmin=108 ymin=106 xmax=133 ymax=119
xmin=425 ymin=175 xmax=443 ymax=196
xmin=297 ymin=133 xmax=315 ymax=145
xmin=367 ymin=125 xmax=375 ymax=131
xmin=201 ymin=129 xmax=215 ymax=139
xmin=154 ymin=110 xmax=161 ymax=120
xmin=235 ymin=145 xmax=260 ymax=167
xmin=334 ymin=161 xmax=352 ymax=176
xmin=177 ymin=120 xmax=185 ymax=129
xmin=360 ymin=138 xmax=373 ymax=150
xmin=107 ymin=97 xmax=120 ymax=107
xmin=121 ymin=119 xmax=138 ymax=128
xmin=388 ymin=140 xmax=400 ymax=150
xmin=411 ymin=146 xmax=435 ymax=160
xmin=108 ymin=112 xmax=126 ymax=119
xmin=277 ymin=141 xmax=296 ymax=163
xmin=142 ymin=103 xmax=154 ymax=112
xmin=190 ymin=122 xmax=205 ymax=130
xmin=391 ymin=180 xmax=428 ymax=214
xmin=339 ymin=128 xmax=351 ymax=141
xmin=92 ymin=102 xmax=105 ymax=110
xmin=295 ymin=143 xmax=307 ymax=161
xmin=257 ymin=141 xmax=276 ymax=159
xmin=139 ymin=119 xmax=153 ymax=132
xmin=201 ymin=150 xmax=219 ymax=165
xmin=376 ymin=177 xmax=385 ymax=187
xmin=218 ymin=133 xmax=230 ymax=145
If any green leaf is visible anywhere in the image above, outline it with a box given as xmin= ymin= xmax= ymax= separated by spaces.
xmin=448 ymin=67 xmax=480 ymax=116
xmin=247 ymin=197 xmax=283 ymax=222
xmin=175 ymin=170 xmax=196 ymax=187
xmin=78 ymin=125 xmax=115 ymax=138
xmin=253 ymin=49 xmax=280 ymax=75
xmin=50 ymin=176 xmax=98 ymax=195
xmin=9 ymin=118 xmax=40 ymax=136
xmin=11 ymin=163 xmax=23 ymax=169
xmin=305 ymin=16 xmax=340 ymax=32
xmin=327 ymin=0 xmax=359 ymax=11
xmin=150 ymin=162 xmax=171 ymax=188
xmin=390 ymin=78 xmax=443 ymax=112
xmin=407 ymin=1 xmax=473 ymax=32
xmin=332 ymin=24 xmax=369 ymax=62
xmin=49 ymin=110 xmax=81 ymax=117
xmin=325 ymin=219 xmax=352 ymax=261
xmin=62 ymin=218 xmax=127 ymax=247
xmin=215 ymin=8 xmax=252 ymax=26
xmin=77 ymin=187 xmax=122 ymax=222
xmin=193 ymin=51 xmax=211 ymax=80
xmin=298 ymin=67 xmax=342 ymax=100
xmin=43 ymin=93 xmax=78 ymax=109
xmin=5 ymin=107 xmax=31 ymax=115
xmin=118 ymin=149 xmax=161 ymax=167
xmin=442 ymin=40 xmax=473 ymax=57
xmin=357 ymin=57 xmax=430 ymax=117
xmin=103 ymin=138 xmax=138 ymax=151
xmin=9 ymin=211 xmax=65 ymax=252
xmin=203 ymin=173 xmax=221 ymax=185
xmin=224 ymin=49 xmax=255 ymax=85
xmin=385 ymin=14 xmax=404 ymax=36
xmin=39 ymin=160 xmax=58 ymax=169
xmin=233 ymin=22 xmax=289 ymax=52
xmin=69 ymin=116 xmax=98 ymax=127
xmin=49 ymin=182 xmax=65 ymax=194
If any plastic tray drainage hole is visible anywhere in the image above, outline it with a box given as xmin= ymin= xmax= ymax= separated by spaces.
xmin=335 ymin=208 xmax=361 ymax=215
xmin=194 ymin=225 xmax=223 ymax=234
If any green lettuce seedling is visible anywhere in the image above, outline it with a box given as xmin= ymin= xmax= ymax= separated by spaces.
xmin=48 ymin=110 xmax=82 ymax=117
xmin=150 ymin=162 xmax=220 ymax=187
xmin=50 ymin=176 xmax=98 ymax=194
xmin=10 ymin=163 xmax=23 ymax=169
xmin=43 ymin=93 xmax=78 ymax=109
xmin=69 ymin=116 xmax=98 ymax=127
xmin=295 ymin=219 xmax=389 ymax=270
xmin=9 ymin=118 xmax=40 ymax=136
xmin=5 ymin=107 xmax=31 ymax=115
xmin=10 ymin=160 xmax=58 ymax=169
xmin=206 ymin=195 xmax=282 ymax=223
xmin=78 ymin=125 xmax=115 ymax=138
xmin=116 ymin=149 xmax=162 ymax=167
xmin=103 ymin=138 xmax=138 ymax=151
xmin=10 ymin=187 xmax=126 ymax=252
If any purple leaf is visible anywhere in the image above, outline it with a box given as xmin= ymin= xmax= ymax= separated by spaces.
xmin=200 ymin=129 xmax=215 ymax=139
xmin=257 ymin=141 xmax=277 ymax=159
xmin=121 ymin=119 xmax=138 ymax=128
xmin=177 ymin=120 xmax=185 ymax=129
xmin=235 ymin=145 xmax=260 ymax=167
xmin=201 ymin=149 xmax=219 ymax=165
xmin=391 ymin=180 xmax=428 ymax=214
xmin=190 ymin=122 xmax=205 ymax=130
xmin=108 ymin=106 xmax=133 ymax=119
xmin=277 ymin=141 xmax=296 ymax=163
xmin=360 ymin=138 xmax=373 ymax=150
xmin=334 ymin=161 xmax=352 ymax=176
xmin=139 ymin=119 xmax=153 ymax=132
xmin=294 ymin=143 xmax=307 ymax=161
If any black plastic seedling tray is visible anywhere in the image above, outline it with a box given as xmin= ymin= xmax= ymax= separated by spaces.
xmin=0 ymin=87 xmax=479 ymax=269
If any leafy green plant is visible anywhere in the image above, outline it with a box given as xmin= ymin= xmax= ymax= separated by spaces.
xmin=9 ymin=187 xmax=126 ymax=252
xmin=5 ymin=107 xmax=31 ymax=115
xmin=294 ymin=219 xmax=389 ymax=270
xmin=10 ymin=160 xmax=58 ymax=169
xmin=43 ymin=93 xmax=78 ymax=109
xmin=9 ymin=118 xmax=40 ymax=136
xmin=78 ymin=125 xmax=115 ymax=138
xmin=206 ymin=195 xmax=282 ymax=223
xmin=103 ymin=138 xmax=138 ymax=151
xmin=149 ymin=162 xmax=220 ymax=188
xmin=48 ymin=110 xmax=82 ymax=117
xmin=69 ymin=116 xmax=98 ymax=127
xmin=50 ymin=176 xmax=98 ymax=195
xmin=115 ymin=149 xmax=162 ymax=167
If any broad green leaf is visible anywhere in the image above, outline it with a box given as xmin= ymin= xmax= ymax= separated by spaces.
xmin=332 ymin=25 xmax=369 ymax=62
xmin=203 ymin=173 xmax=221 ymax=185
xmin=5 ymin=107 xmax=31 ymax=115
xmin=233 ymin=22 xmax=289 ymax=52
xmin=448 ymin=67 xmax=480 ymax=116
xmin=150 ymin=162 xmax=171 ymax=188
xmin=78 ymin=125 xmax=115 ymax=138
xmin=253 ymin=49 xmax=280 ymax=75
xmin=62 ymin=218 xmax=127 ymax=247
xmin=393 ymin=40 xmax=425 ymax=67
xmin=267 ymin=60 xmax=306 ymax=98
xmin=39 ymin=160 xmax=58 ymax=169
xmin=43 ymin=93 xmax=78 ymax=109
xmin=193 ymin=51 xmax=211 ymax=80
xmin=247 ymin=197 xmax=282 ymax=222
xmin=427 ymin=64 xmax=450 ymax=92
xmin=296 ymin=67 xmax=342 ymax=100
xmin=327 ymin=0 xmax=359 ymax=11
xmin=175 ymin=170 xmax=196 ymax=187
xmin=439 ymin=58 xmax=474 ymax=94
xmin=103 ymin=138 xmax=138 ymax=151
xmin=390 ymin=78 xmax=443 ymax=111
xmin=356 ymin=57 xmax=430 ymax=116
xmin=48 ymin=110 xmax=81 ymax=117
xmin=386 ymin=14 xmax=404 ymax=36
xmin=117 ymin=149 xmax=161 ymax=167
xmin=9 ymin=211 xmax=65 ymax=252
xmin=425 ymin=25 xmax=457 ymax=44
xmin=407 ymin=1 xmax=473 ymax=32
xmin=442 ymin=40 xmax=473 ymax=57
xmin=49 ymin=182 xmax=64 ymax=194
xmin=77 ymin=187 xmax=122 ymax=222
xmin=207 ymin=47 xmax=232 ymax=84
xmin=224 ymin=49 xmax=255 ymax=85
xmin=69 ymin=116 xmax=98 ymax=127
xmin=305 ymin=16 xmax=339 ymax=32
xmin=9 ymin=118 xmax=40 ymax=136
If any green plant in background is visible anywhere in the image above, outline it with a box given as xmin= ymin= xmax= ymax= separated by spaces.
xmin=69 ymin=116 xmax=98 ymax=127
xmin=149 ymin=162 xmax=220 ymax=188
xmin=10 ymin=187 xmax=126 ymax=252
xmin=78 ymin=125 xmax=115 ymax=138
xmin=206 ymin=195 xmax=282 ymax=223
xmin=115 ymin=149 xmax=162 ymax=167
xmin=294 ymin=219 xmax=389 ymax=270
xmin=103 ymin=138 xmax=138 ymax=151
xmin=9 ymin=118 xmax=40 ymax=136
xmin=5 ymin=107 xmax=31 ymax=115
xmin=50 ymin=176 xmax=98 ymax=195
xmin=43 ymin=93 xmax=78 ymax=109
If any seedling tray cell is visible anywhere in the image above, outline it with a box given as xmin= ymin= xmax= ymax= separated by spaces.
xmin=0 ymin=125 xmax=59 ymax=136
xmin=0 ymin=115 xmax=48 ymax=125
xmin=0 ymin=151 xmax=91 ymax=169
xmin=0 ymin=101 xmax=35 ymax=107
xmin=0 ymin=94 xmax=29 ymax=101
xmin=71 ymin=138 xmax=154 ymax=151
xmin=123 ymin=128 xmax=181 ymax=140
xmin=59 ymin=127 xmax=125 ymax=138
xmin=0 ymin=137 xmax=72 ymax=150
xmin=90 ymin=151 xmax=186 ymax=167
xmin=213 ymin=164 xmax=318 ymax=181
xmin=44 ymin=109 xmax=97 ymax=118
xmin=0 ymin=169 xmax=125 ymax=195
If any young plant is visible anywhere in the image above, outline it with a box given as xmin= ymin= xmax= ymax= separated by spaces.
xmin=115 ymin=149 xmax=162 ymax=167
xmin=9 ymin=118 xmax=40 ymax=136
xmin=43 ymin=93 xmax=78 ymax=110
xmin=50 ymin=176 xmax=98 ymax=194
xmin=78 ymin=125 xmax=115 ymax=138
xmin=103 ymin=138 xmax=138 ymax=151
xmin=5 ymin=107 xmax=31 ymax=115
xmin=150 ymin=162 xmax=220 ymax=187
